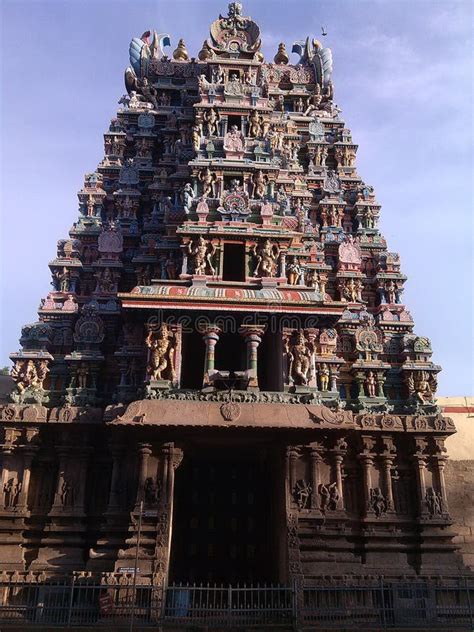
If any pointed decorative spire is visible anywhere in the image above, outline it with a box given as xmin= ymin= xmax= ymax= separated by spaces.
xmin=274 ymin=42 xmax=289 ymax=65
xmin=198 ymin=40 xmax=213 ymax=61
xmin=173 ymin=38 xmax=190 ymax=61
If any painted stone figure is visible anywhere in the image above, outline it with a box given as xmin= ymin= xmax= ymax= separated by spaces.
xmin=146 ymin=324 xmax=175 ymax=381
xmin=188 ymin=236 xmax=216 ymax=275
xmin=252 ymin=239 xmax=279 ymax=277
xmin=286 ymin=331 xmax=314 ymax=386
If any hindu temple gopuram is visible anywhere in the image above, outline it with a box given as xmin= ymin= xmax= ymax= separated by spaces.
xmin=2 ymin=2 xmax=470 ymax=598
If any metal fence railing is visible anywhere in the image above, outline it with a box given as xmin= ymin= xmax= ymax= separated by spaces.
xmin=302 ymin=578 xmax=474 ymax=629
xmin=0 ymin=575 xmax=471 ymax=628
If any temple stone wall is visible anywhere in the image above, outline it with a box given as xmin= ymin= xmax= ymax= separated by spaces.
xmin=442 ymin=397 xmax=474 ymax=570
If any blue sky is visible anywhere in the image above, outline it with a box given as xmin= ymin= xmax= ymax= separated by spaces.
xmin=1 ymin=0 xmax=473 ymax=395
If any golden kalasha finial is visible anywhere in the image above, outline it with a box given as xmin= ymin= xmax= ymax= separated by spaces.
xmin=173 ymin=38 xmax=190 ymax=61
xmin=198 ymin=40 xmax=213 ymax=61
xmin=274 ymin=42 xmax=289 ymax=65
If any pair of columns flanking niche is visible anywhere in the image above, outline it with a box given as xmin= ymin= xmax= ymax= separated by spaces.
xmin=202 ymin=324 xmax=266 ymax=389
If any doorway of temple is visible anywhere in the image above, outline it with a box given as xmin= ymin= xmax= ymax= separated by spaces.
xmin=169 ymin=448 xmax=278 ymax=584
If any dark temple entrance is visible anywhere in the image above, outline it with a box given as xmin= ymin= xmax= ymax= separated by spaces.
xmin=169 ymin=449 xmax=277 ymax=584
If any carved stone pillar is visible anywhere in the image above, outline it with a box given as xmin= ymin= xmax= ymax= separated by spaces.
xmin=180 ymin=246 xmax=188 ymax=276
xmin=135 ymin=443 xmax=152 ymax=510
xmin=288 ymin=447 xmax=299 ymax=496
xmin=412 ymin=438 xmax=428 ymax=517
xmin=0 ymin=451 xmax=12 ymax=510
xmin=329 ymin=365 xmax=339 ymax=392
xmin=309 ymin=443 xmax=323 ymax=510
xmin=239 ymin=325 xmax=266 ymax=389
xmin=432 ymin=438 xmax=449 ymax=512
xmin=380 ymin=436 xmax=396 ymax=511
xmin=202 ymin=325 xmax=221 ymax=386
xmin=156 ymin=443 xmax=183 ymax=582
xmin=16 ymin=449 xmax=37 ymax=514
xmin=306 ymin=329 xmax=318 ymax=390
xmin=358 ymin=436 xmax=376 ymax=516
xmin=355 ymin=371 xmax=365 ymax=398
xmin=240 ymin=114 xmax=247 ymax=137
xmin=332 ymin=453 xmax=346 ymax=511
xmin=279 ymin=251 xmax=286 ymax=278
xmin=376 ymin=371 xmax=386 ymax=398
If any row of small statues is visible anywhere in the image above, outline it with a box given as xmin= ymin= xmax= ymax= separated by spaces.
xmin=294 ymin=479 xmax=341 ymax=512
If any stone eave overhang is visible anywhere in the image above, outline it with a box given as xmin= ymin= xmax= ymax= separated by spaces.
xmin=119 ymin=287 xmax=346 ymax=315
xmin=104 ymin=399 xmax=456 ymax=436
xmin=0 ymin=402 xmax=455 ymax=436
xmin=176 ymin=223 xmax=296 ymax=240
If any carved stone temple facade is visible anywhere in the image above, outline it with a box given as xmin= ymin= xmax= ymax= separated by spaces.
xmin=1 ymin=3 xmax=469 ymax=589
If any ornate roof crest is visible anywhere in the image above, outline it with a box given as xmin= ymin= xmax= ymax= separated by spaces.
xmin=208 ymin=3 xmax=261 ymax=58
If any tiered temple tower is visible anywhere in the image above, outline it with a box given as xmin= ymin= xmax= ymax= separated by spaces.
xmin=1 ymin=3 xmax=466 ymax=588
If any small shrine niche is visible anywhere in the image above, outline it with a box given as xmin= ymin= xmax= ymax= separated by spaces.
xmin=223 ymin=243 xmax=246 ymax=281
xmin=215 ymin=332 xmax=247 ymax=377
xmin=180 ymin=330 xmax=206 ymax=390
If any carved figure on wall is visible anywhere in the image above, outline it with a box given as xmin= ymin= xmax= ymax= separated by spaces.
xmin=60 ymin=478 xmax=74 ymax=507
xmin=252 ymin=239 xmax=279 ymax=277
xmin=252 ymin=170 xmax=267 ymax=199
xmin=199 ymin=167 xmax=217 ymax=198
xmin=340 ymin=278 xmax=363 ymax=303
xmin=223 ymin=125 xmax=245 ymax=153
xmin=318 ymin=363 xmax=330 ymax=391
xmin=243 ymin=67 xmax=256 ymax=85
xmin=95 ymin=267 xmax=116 ymax=293
xmin=269 ymin=127 xmax=284 ymax=152
xmin=315 ymin=145 xmax=328 ymax=167
xmin=11 ymin=359 xmax=49 ymax=394
xmin=165 ymin=252 xmax=178 ymax=280
xmin=203 ymin=107 xmax=220 ymax=136
xmin=3 ymin=478 xmax=22 ymax=509
xmin=248 ymin=110 xmax=262 ymax=137
xmin=144 ymin=477 xmax=159 ymax=506
xmin=55 ymin=268 xmax=71 ymax=292
xmin=286 ymin=331 xmax=314 ymax=386
xmin=137 ymin=77 xmax=159 ymax=109
xmin=365 ymin=371 xmax=377 ymax=398
xmin=319 ymin=482 xmax=339 ymax=512
xmin=370 ymin=487 xmax=387 ymax=517
xmin=77 ymin=363 xmax=89 ymax=389
xmin=146 ymin=324 xmax=176 ymax=381
xmin=407 ymin=371 xmax=437 ymax=403
xmin=225 ymin=73 xmax=243 ymax=96
xmin=181 ymin=183 xmax=195 ymax=214
xmin=277 ymin=186 xmax=291 ymax=215
xmin=158 ymin=91 xmax=171 ymax=107
xmin=305 ymin=84 xmax=322 ymax=116
xmin=339 ymin=235 xmax=362 ymax=268
xmin=294 ymin=479 xmax=312 ymax=510
xmin=295 ymin=97 xmax=305 ymax=113
xmin=286 ymin=257 xmax=301 ymax=285
xmin=425 ymin=487 xmax=443 ymax=517
xmin=192 ymin=124 xmax=202 ymax=151
xmin=212 ymin=66 xmax=225 ymax=84
xmin=306 ymin=270 xmax=326 ymax=297
xmin=364 ymin=206 xmax=377 ymax=229
xmin=188 ymin=236 xmax=216 ymax=275
xmin=384 ymin=280 xmax=398 ymax=304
